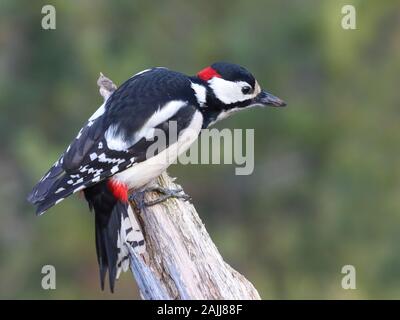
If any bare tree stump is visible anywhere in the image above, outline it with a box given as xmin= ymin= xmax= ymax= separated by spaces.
xmin=97 ymin=72 xmax=260 ymax=300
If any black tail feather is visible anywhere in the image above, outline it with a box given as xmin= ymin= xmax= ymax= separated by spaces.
xmin=94 ymin=213 xmax=108 ymax=290
xmin=84 ymin=181 xmax=125 ymax=292
xmin=28 ymin=160 xmax=145 ymax=292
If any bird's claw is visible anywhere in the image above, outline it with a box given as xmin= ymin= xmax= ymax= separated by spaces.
xmin=129 ymin=186 xmax=191 ymax=208
xmin=128 ymin=191 xmax=147 ymax=211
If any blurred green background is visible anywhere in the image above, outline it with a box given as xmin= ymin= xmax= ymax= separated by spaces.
xmin=0 ymin=0 xmax=399 ymax=299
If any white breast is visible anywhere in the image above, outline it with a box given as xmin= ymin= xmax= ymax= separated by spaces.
xmin=114 ymin=110 xmax=203 ymax=189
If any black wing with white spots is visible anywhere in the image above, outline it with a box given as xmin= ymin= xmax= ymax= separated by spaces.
xmin=27 ymin=68 xmax=199 ymax=215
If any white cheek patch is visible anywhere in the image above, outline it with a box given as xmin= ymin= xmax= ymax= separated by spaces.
xmin=208 ymin=78 xmax=256 ymax=104
xmin=191 ymin=82 xmax=207 ymax=107
xmin=254 ymin=81 xmax=262 ymax=96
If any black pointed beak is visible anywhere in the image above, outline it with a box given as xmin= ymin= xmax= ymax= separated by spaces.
xmin=254 ymin=90 xmax=286 ymax=107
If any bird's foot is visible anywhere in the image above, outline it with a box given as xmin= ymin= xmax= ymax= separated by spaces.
xmin=129 ymin=185 xmax=191 ymax=208
xmin=143 ymin=185 xmax=192 ymax=206
xmin=129 ymin=190 xmax=147 ymax=211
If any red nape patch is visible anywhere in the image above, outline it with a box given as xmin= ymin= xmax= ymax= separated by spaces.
xmin=197 ymin=66 xmax=222 ymax=81
xmin=107 ymin=180 xmax=128 ymax=202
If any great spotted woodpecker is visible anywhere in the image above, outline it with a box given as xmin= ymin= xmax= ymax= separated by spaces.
xmin=27 ymin=62 xmax=286 ymax=292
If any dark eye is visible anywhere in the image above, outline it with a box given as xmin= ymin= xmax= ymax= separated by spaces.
xmin=242 ymin=86 xmax=252 ymax=94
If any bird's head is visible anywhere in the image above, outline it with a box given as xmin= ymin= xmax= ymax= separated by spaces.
xmin=195 ymin=62 xmax=286 ymax=126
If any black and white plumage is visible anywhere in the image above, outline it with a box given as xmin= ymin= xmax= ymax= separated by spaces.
xmin=27 ymin=62 xmax=286 ymax=291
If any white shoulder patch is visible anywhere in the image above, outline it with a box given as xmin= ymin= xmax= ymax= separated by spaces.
xmin=131 ymin=68 xmax=151 ymax=78
xmin=144 ymin=100 xmax=186 ymax=129
xmin=130 ymin=67 xmax=167 ymax=79
xmin=104 ymin=124 xmax=132 ymax=151
xmin=133 ymin=100 xmax=187 ymax=143
xmin=88 ymin=102 xmax=106 ymax=121
xmin=105 ymin=100 xmax=186 ymax=151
